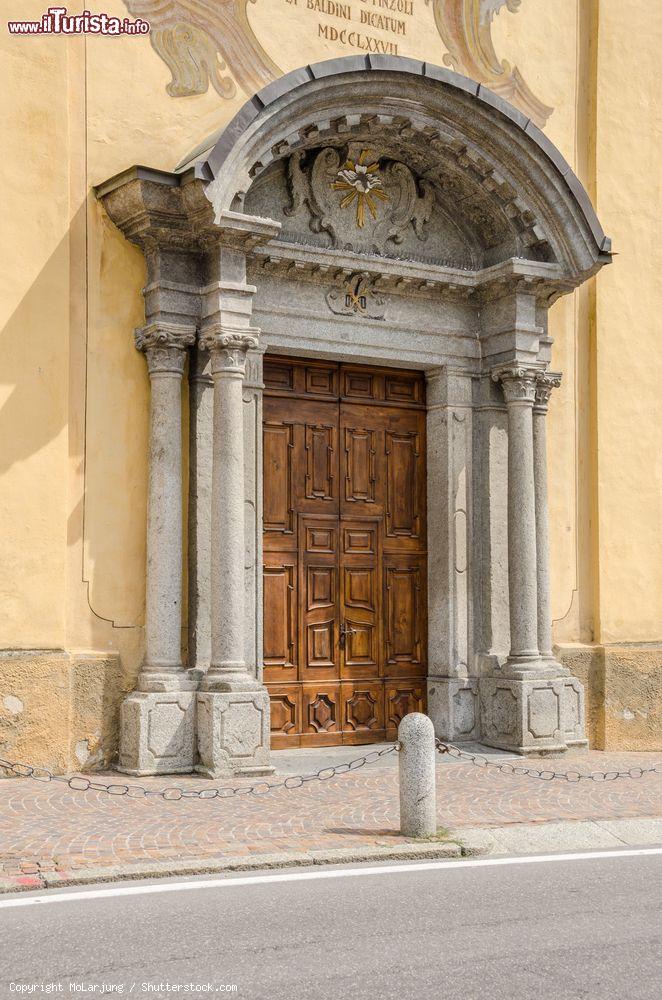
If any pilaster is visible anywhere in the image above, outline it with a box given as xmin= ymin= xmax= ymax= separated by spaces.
xmin=425 ymin=367 xmax=479 ymax=741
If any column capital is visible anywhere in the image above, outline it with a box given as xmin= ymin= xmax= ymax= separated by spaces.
xmin=135 ymin=322 xmax=196 ymax=375
xmin=199 ymin=326 xmax=259 ymax=376
xmin=534 ymin=371 xmax=562 ymax=412
xmin=491 ymin=364 xmax=541 ymax=405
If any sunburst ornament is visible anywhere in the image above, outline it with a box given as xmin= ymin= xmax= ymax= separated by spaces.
xmin=331 ymin=150 xmax=389 ymax=228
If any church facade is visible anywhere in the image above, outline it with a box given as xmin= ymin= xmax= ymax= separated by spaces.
xmin=1 ymin=1 xmax=660 ymax=775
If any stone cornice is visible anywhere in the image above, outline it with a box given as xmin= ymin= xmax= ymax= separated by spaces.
xmin=250 ymin=243 xmax=570 ymax=304
xmin=96 ymin=169 xmax=281 ymax=254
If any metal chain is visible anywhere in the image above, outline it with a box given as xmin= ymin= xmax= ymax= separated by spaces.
xmin=0 ymin=744 xmax=398 ymax=801
xmin=3 ymin=739 xmax=659 ymax=798
xmin=435 ymin=739 xmax=660 ymax=782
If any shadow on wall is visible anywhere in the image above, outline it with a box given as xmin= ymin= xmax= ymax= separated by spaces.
xmin=0 ymin=198 xmax=154 ymax=770
xmin=0 ymin=197 xmax=149 ymax=640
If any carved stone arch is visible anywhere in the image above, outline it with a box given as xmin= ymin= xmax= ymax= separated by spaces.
xmin=179 ymin=56 xmax=610 ymax=282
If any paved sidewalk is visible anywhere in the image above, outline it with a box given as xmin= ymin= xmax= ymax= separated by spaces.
xmin=1 ymin=745 xmax=662 ymax=890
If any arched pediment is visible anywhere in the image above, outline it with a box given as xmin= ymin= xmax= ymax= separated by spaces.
xmin=180 ymin=56 xmax=610 ymax=283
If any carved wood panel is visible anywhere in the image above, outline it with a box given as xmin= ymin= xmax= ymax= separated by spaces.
xmin=263 ymin=554 xmax=297 ymax=683
xmin=268 ymin=684 xmax=301 ymax=749
xmin=384 ymin=557 xmax=426 ymax=678
xmin=264 ymin=357 xmax=427 ymax=746
xmin=385 ymin=430 xmax=421 ymax=539
xmin=263 ymin=420 xmax=294 ymax=542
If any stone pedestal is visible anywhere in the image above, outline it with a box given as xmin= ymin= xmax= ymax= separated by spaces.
xmin=480 ymin=675 xmax=588 ymax=754
xmin=427 ymin=677 xmax=480 ymax=742
xmin=196 ymin=691 xmax=272 ymax=778
xmin=119 ymin=691 xmax=196 ymax=775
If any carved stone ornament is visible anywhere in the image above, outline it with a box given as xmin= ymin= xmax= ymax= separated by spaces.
xmin=425 ymin=0 xmax=553 ymax=127
xmin=285 ymin=144 xmax=434 ymax=253
xmin=326 ymin=274 xmax=386 ymax=320
xmin=492 ymin=364 xmax=539 ymax=404
xmin=534 ymin=371 xmax=562 ymax=411
xmin=135 ymin=322 xmax=196 ymax=375
xmin=124 ymin=1 xmax=553 ymax=127
xmin=198 ymin=328 xmax=259 ymax=374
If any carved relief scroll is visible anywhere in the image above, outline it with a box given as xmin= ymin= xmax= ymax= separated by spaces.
xmin=123 ymin=0 xmax=553 ymax=128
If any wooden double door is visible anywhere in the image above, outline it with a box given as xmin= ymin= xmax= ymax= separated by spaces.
xmin=263 ymin=356 xmax=428 ymax=747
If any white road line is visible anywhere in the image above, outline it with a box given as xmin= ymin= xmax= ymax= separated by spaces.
xmin=1 ymin=847 xmax=661 ymax=909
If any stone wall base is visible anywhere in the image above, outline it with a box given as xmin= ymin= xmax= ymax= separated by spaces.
xmin=558 ymin=643 xmax=662 ymax=751
xmin=118 ymin=691 xmax=196 ymax=775
xmin=0 ymin=650 xmax=124 ymax=775
xmin=196 ymin=690 xmax=274 ymax=778
xmin=427 ymin=677 xmax=480 ymax=742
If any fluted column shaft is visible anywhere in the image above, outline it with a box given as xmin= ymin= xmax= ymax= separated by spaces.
xmin=533 ymin=373 xmax=562 ymax=662
xmin=493 ymin=366 xmax=540 ymax=668
xmin=137 ymin=323 xmax=196 ymax=691
xmin=200 ymin=329 xmax=259 ymax=691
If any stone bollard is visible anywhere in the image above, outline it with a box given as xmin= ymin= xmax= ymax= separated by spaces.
xmin=398 ymin=712 xmax=437 ymax=838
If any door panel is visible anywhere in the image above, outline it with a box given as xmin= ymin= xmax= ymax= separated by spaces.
xmin=300 ymin=514 xmax=339 ymax=683
xmin=263 ymin=357 xmax=427 ymax=747
xmin=384 ymin=556 xmax=426 ymax=678
xmin=341 ymin=681 xmax=386 ymax=745
xmin=340 ymin=517 xmax=381 ymax=681
xmin=301 ymin=683 xmax=341 ymax=747
xmin=263 ymin=553 xmax=297 ymax=684
xmin=263 ymin=420 xmax=295 ymax=543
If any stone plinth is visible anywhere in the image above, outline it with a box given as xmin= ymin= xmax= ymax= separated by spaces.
xmin=427 ymin=677 xmax=480 ymax=743
xmin=480 ymin=675 xmax=587 ymax=754
xmin=196 ymin=690 xmax=273 ymax=778
xmin=118 ymin=691 xmax=196 ymax=775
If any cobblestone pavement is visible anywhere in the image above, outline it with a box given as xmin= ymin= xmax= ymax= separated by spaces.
xmin=1 ymin=748 xmax=662 ymax=884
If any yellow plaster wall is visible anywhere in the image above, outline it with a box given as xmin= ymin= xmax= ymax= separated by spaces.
xmin=0 ymin=6 xmax=71 ymax=648
xmin=592 ymin=0 xmax=662 ymax=644
xmin=1 ymin=0 xmax=660 ymax=761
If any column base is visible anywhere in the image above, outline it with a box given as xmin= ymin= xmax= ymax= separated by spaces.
xmin=118 ymin=691 xmax=196 ymax=775
xmin=480 ymin=674 xmax=588 ymax=754
xmin=427 ymin=677 xmax=480 ymax=742
xmin=196 ymin=690 xmax=274 ymax=778
xmin=137 ymin=667 xmax=201 ymax=693
xmin=200 ymin=669 xmax=263 ymax=694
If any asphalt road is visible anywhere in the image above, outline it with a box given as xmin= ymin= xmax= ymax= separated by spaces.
xmin=1 ymin=851 xmax=661 ymax=999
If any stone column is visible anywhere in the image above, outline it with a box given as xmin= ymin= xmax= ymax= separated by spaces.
xmin=480 ymin=364 xmax=587 ymax=754
xmin=533 ymin=372 xmax=563 ymax=665
xmin=196 ymin=328 xmax=273 ymax=777
xmin=188 ymin=345 xmax=213 ymax=673
xmin=119 ymin=322 xmax=198 ymax=776
xmin=493 ymin=365 xmax=541 ymax=670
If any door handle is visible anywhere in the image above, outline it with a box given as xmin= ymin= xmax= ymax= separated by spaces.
xmin=339 ymin=621 xmax=356 ymax=649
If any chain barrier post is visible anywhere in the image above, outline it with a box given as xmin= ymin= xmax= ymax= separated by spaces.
xmin=398 ymin=712 xmax=436 ymax=838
